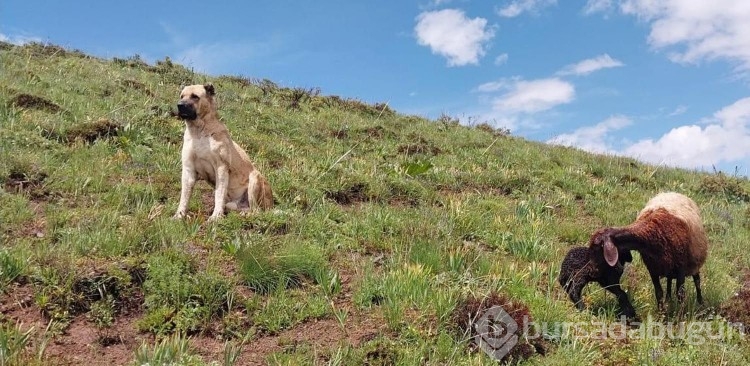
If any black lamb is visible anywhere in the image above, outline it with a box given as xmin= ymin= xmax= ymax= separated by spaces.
xmin=559 ymin=246 xmax=636 ymax=318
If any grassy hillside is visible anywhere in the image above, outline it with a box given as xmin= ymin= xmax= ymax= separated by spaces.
xmin=2 ymin=42 xmax=750 ymax=365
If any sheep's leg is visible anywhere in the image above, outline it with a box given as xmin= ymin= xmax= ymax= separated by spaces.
xmin=605 ymin=284 xmax=636 ymax=319
xmin=693 ymin=273 xmax=703 ymax=305
xmin=650 ymin=273 xmax=665 ymax=311
xmin=675 ymin=274 xmax=686 ymax=302
xmin=666 ymin=277 xmax=672 ymax=301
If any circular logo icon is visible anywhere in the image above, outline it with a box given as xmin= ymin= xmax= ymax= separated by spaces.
xmin=475 ymin=305 xmax=519 ymax=360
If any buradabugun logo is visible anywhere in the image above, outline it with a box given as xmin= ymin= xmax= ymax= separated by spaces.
xmin=475 ymin=305 xmax=519 ymax=360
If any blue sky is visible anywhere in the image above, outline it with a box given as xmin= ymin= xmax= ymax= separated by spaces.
xmin=3 ymin=0 xmax=750 ymax=173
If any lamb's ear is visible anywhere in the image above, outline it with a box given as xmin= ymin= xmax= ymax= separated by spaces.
xmin=204 ymin=83 xmax=215 ymax=96
xmin=603 ymin=236 xmax=619 ymax=267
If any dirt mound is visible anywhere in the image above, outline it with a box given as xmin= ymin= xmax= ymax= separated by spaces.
xmin=120 ymin=79 xmax=154 ymax=96
xmin=60 ymin=119 xmax=121 ymax=144
xmin=4 ymin=169 xmax=49 ymax=200
xmin=359 ymin=126 xmax=393 ymax=139
xmin=450 ymin=291 xmax=547 ymax=364
xmin=325 ymin=183 xmax=370 ymax=205
xmin=720 ymin=272 xmax=750 ymax=328
xmin=397 ymin=137 xmax=441 ymax=156
xmin=10 ymin=93 xmax=63 ymax=113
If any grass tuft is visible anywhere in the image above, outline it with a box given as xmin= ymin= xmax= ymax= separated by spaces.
xmin=133 ymin=334 xmax=203 ymax=366
xmin=236 ymin=241 xmax=328 ymax=294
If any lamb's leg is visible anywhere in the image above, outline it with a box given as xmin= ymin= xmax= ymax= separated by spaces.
xmin=666 ymin=277 xmax=673 ymax=301
xmin=650 ymin=273 xmax=665 ymax=311
xmin=693 ymin=273 xmax=703 ymax=305
xmin=566 ymin=281 xmax=585 ymax=311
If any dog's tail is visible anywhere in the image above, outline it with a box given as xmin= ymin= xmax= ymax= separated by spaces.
xmin=249 ymin=170 xmax=273 ymax=210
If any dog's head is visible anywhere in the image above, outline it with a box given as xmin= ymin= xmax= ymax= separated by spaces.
xmin=177 ymin=84 xmax=216 ymax=121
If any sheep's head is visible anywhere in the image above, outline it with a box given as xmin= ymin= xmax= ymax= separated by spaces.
xmin=589 ymin=228 xmax=632 ymax=268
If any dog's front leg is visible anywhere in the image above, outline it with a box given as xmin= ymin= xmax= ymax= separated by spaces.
xmin=174 ymin=167 xmax=196 ymax=219
xmin=209 ymin=163 xmax=229 ymax=221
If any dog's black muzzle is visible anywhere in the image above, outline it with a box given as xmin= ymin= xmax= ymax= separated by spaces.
xmin=177 ymin=101 xmax=197 ymax=120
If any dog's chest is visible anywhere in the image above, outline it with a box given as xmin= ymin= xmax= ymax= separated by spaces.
xmin=183 ymin=133 xmax=221 ymax=184
xmin=186 ymin=134 xmax=213 ymax=158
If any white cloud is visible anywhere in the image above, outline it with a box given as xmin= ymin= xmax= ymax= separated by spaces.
xmin=582 ymin=0 xmax=614 ymax=15
xmin=0 ymin=33 xmax=42 ymax=45
xmin=415 ymin=9 xmax=495 ymax=66
xmin=668 ymin=105 xmax=687 ymax=117
xmin=623 ymin=123 xmax=750 ymax=168
xmin=557 ymin=54 xmax=624 ymax=76
xmin=475 ymin=79 xmax=510 ymax=93
xmin=498 ymin=0 xmax=557 ymax=18
xmin=708 ymin=96 xmax=750 ymax=129
xmin=551 ymin=98 xmax=750 ymax=169
xmin=471 ymin=77 xmax=575 ymax=132
xmin=620 ymin=0 xmax=750 ymax=73
xmin=490 ymin=77 xmax=575 ymax=114
xmin=494 ymin=53 xmax=509 ymax=66
xmin=548 ymin=115 xmax=632 ymax=153
xmin=640 ymin=100 xmax=750 ymax=168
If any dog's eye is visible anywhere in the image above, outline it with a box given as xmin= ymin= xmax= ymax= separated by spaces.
xmin=190 ymin=94 xmax=199 ymax=100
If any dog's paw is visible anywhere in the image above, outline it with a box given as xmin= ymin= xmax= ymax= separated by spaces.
xmin=173 ymin=212 xmax=186 ymax=220
xmin=207 ymin=214 xmax=223 ymax=222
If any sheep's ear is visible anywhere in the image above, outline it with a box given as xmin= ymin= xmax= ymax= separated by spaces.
xmin=620 ymin=250 xmax=633 ymax=264
xmin=603 ymin=237 xmax=618 ymax=267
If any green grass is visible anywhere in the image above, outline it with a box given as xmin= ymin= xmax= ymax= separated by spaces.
xmin=236 ymin=240 xmax=330 ymax=294
xmin=133 ymin=334 xmax=203 ymax=366
xmin=2 ymin=41 xmax=750 ymax=364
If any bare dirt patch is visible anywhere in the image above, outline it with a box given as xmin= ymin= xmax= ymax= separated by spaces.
xmin=0 ymin=284 xmax=41 ymax=328
xmin=44 ymin=314 xmax=144 ymax=366
xmin=190 ymin=312 xmax=384 ymax=365
xmin=1 ymin=282 xmax=146 ymax=366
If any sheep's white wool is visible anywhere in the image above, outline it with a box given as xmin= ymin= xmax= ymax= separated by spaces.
xmin=639 ymin=192 xmax=701 ymax=226
xmin=637 ymin=191 xmax=708 ymax=265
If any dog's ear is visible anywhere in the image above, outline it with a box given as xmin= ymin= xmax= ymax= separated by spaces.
xmin=204 ymin=83 xmax=215 ymax=97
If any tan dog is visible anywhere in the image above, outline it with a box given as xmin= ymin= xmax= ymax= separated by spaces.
xmin=173 ymin=83 xmax=272 ymax=221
